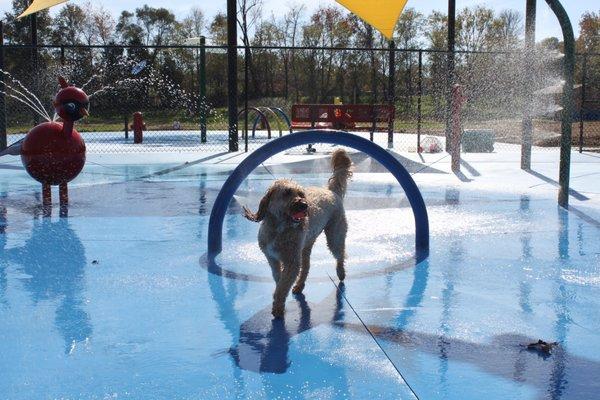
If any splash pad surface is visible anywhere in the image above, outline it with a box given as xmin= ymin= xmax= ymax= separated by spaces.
xmin=1 ymin=145 xmax=599 ymax=399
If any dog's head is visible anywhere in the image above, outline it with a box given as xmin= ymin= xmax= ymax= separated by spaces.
xmin=243 ymin=179 xmax=308 ymax=225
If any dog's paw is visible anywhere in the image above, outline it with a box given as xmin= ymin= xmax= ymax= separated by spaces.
xmin=272 ymin=304 xmax=285 ymax=319
xmin=292 ymin=284 xmax=305 ymax=294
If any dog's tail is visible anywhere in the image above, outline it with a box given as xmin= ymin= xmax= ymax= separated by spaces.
xmin=328 ymin=149 xmax=353 ymax=198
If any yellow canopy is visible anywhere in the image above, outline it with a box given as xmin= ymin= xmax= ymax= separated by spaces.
xmin=335 ymin=0 xmax=409 ymax=40
xmin=18 ymin=0 xmax=69 ymax=19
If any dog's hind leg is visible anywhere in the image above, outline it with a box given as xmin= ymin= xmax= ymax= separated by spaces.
xmin=272 ymin=255 xmax=301 ymax=318
xmin=292 ymin=239 xmax=316 ymax=294
xmin=325 ymin=214 xmax=348 ymax=282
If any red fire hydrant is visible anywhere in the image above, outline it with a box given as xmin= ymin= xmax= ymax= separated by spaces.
xmin=451 ymin=84 xmax=467 ymax=173
xmin=131 ymin=112 xmax=146 ymax=144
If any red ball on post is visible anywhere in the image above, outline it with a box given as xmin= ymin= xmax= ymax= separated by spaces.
xmin=20 ymin=121 xmax=86 ymax=185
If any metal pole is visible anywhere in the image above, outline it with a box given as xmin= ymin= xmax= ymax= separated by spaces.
xmin=199 ymin=36 xmax=207 ymax=143
xmin=545 ymin=0 xmax=575 ymax=207
xmin=521 ymin=0 xmax=536 ymax=169
xmin=0 ymin=22 xmax=6 ymax=151
xmin=244 ymin=45 xmax=249 ymax=152
xmin=227 ymin=0 xmax=238 ymax=152
xmin=445 ymin=0 xmax=456 ymax=152
xmin=369 ymin=25 xmax=376 ymax=142
xmin=388 ymin=40 xmax=395 ymax=148
xmin=579 ymin=54 xmax=587 ymax=153
xmin=417 ymin=50 xmax=423 ymax=152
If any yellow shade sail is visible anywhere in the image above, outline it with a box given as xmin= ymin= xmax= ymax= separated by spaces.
xmin=335 ymin=0 xmax=409 ymax=40
xmin=18 ymin=0 xmax=69 ymax=19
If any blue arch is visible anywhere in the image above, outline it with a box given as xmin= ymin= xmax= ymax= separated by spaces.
xmin=207 ymin=130 xmax=429 ymax=261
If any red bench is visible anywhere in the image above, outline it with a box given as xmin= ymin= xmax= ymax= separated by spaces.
xmin=291 ymin=104 xmax=395 ymax=134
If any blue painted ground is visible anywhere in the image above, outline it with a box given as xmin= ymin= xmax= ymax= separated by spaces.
xmin=1 ymin=150 xmax=599 ymax=400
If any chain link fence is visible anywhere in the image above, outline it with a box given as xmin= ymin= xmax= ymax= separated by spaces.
xmin=1 ymin=44 xmax=598 ymax=154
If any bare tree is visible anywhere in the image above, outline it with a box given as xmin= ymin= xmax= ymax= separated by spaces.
xmin=238 ymin=0 xmax=263 ymax=47
xmin=491 ymin=10 xmax=523 ymax=49
xmin=281 ymin=4 xmax=305 ymax=100
xmin=238 ymin=0 xmax=264 ymax=95
xmin=395 ymin=8 xmax=425 ymax=114
xmin=184 ymin=7 xmax=206 ymax=39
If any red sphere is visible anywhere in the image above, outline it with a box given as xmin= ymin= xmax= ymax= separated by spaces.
xmin=20 ymin=122 xmax=86 ymax=185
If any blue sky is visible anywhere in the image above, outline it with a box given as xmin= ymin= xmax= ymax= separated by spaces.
xmin=0 ymin=0 xmax=594 ymax=40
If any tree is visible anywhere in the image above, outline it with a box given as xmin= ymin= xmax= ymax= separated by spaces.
xmin=135 ymin=5 xmax=177 ymax=47
xmin=576 ymin=12 xmax=600 ymax=103
xmin=86 ymin=4 xmax=117 ymax=45
xmin=280 ymin=4 xmax=306 ymax=101
xmin=206 ymin=13 xmax=228 ymax=106
xmin=238 ymin=0 xmax=264 ymax=96
xmin=116 ymin=11 xmax=144 ymax=45
xmin=185 ymin=7 xmax=206 ymax=39
xmin=51 ymin=4 xmax=87 ymax=45
xmin=490 ymin=10 xmax=522 ymax=49
xmin=116 ymin=6 xmax=178 ymax=65
xmin=425 ymin=10 xmax=448 ymax=117
xmin=395 ymin=8 xmax=425 ymax=115
xmin=209 ymin=13 xmax=228 ymax=45
xmin=3 ymin=0 xmax=52 ymax=45
xmin=457 ymin=6 xmax=495 ymax=52
xmin=576 ymin=11 xmax=600 ymax=53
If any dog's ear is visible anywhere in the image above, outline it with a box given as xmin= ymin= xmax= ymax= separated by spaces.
xmin=243 ymin=188 xmax=272 ymax=222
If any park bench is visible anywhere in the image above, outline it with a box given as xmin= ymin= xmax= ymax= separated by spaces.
xmin=290 ymin=104 xmax=395 ymax=135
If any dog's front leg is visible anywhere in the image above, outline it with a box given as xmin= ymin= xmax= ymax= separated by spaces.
xmin=265 ymin=255 xmax=282 ymax=282
xmin=293 ymin=239 xmax=316 ymax=294
xmin=272 ymin=255 xmax=301 ymax=318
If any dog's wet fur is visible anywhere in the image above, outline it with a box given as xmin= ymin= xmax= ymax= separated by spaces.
xmin=243 ymin=149 xmax=353 ymax=318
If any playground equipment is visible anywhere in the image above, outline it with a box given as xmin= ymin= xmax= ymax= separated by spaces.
xmin=207 ymin=130 xmax=429 ymax=263
xmin=130 ymin=112 xmax=146 ymax=144
xmin=20 ymin=77 xmax=88 ymax=206
xmin=238 ymin=107 xmax=292 ymax=141
xmin=251 ymin=107 xmax=291 ymax=139
xmin=238 ymin=107 xmax=271 ymax=140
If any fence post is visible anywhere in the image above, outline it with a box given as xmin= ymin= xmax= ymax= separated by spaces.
xmin=369 ymin=26 xmax=376 ymax=142
xmin=227 ymin=0 xmax=238 ymax=152
xmin=0 ymin=22 xmax=6 ymax=151
xmin=417 ymin=50 xmax=423 ymax=152
xmin=445 ymin=0 xmax=456 ymax=152
xmin=244 ymin=45 xmax=249 ymax=152
xmin=199 ymin=36 xmax=207 ymax=143
xmin=388 ymin=40 xmax=395 ymax=149
xmin=579 ymin=54 xmax=587 ymax=153
xmin=521 ymin=0 xmax=536 ymax=169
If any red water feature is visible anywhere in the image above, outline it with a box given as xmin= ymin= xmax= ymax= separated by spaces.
xmin=20 ymin=77 xmax=89 ymax=206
